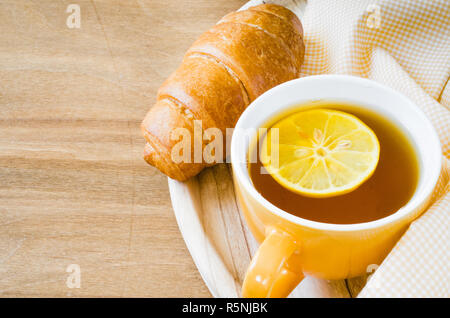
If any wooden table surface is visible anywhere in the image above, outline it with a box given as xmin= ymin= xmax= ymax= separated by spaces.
xmin=0 ymin=0 xmax=247 ymax=297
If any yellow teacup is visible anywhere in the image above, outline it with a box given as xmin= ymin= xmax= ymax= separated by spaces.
xmin=230 ymin=75 xmax=442 ymax=298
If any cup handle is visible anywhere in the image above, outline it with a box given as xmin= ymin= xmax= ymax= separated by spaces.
xmin=242 ymin=227 xmax=304 ymax=298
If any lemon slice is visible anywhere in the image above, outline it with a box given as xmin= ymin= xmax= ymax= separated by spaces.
xmin=260 ymin=108 xmax=380 ymax=198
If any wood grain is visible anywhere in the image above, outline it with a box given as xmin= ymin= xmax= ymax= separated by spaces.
xmin=0 ymin=0 xmax=247 ymax=297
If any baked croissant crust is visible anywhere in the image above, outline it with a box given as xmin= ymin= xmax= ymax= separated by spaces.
xmin=142 ymin=4 xmax=305 ymax=181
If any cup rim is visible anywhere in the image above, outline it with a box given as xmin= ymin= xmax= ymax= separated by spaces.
xmin=231 ymin=75 xmax=442 ymax=232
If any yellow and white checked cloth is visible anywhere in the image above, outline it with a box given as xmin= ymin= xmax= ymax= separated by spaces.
xmin=251 ymin=0 xmax=449 ymax=297
xmin=296 ymin=0 xmax=450 ymax=297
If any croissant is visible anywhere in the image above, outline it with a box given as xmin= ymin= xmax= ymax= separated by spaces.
xmin=141 ymin=4 xmax=305 ymax=181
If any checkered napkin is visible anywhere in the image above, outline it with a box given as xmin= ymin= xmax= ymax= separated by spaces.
xmin=287 ymin=0 xmax=449 ymax=297
xmin=244 ymin=0 xmax=449 ymax=297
